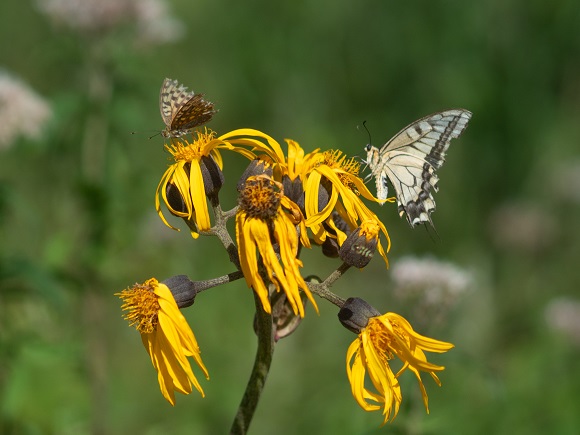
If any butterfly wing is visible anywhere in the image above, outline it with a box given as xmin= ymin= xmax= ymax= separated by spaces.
xmin=159 ymin=78 xmax=188 ymax=127
xmin=159 ymin=78 xmax=216 ymax=138
xmin=377 ymin=109 xmax=471 ymax=226
xmin=170 ymin=93 xmax=216 ymax=132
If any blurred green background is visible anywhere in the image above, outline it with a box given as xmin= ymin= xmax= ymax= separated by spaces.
xmin=1 ymin=0 xmax=580 ymax=433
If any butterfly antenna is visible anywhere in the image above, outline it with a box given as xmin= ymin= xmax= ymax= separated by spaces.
xmin=357 ymin=121 xmax=372 ymax=170
xmin=362 ymin=120 xmax=372 ymax=145
xmin=130 ymin=130 xmax=162 ymax=139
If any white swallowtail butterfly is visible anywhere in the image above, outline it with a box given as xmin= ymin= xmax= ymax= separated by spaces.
xmin=365 ymin=109 xmax=472 ymax=227
xmin=159 ymin=78 xmax=217 ymax=138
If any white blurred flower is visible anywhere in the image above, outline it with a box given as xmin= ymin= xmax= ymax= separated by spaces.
xmin=392 ymin=256 xmax=471 ymax=303
xmin=36 ymin=0 xmax=133 ymax=32
xmin=391 ymin=256 xmax=471 ymax=328
xmin=545 ymin=297 xmax=580 ymax=346
xmin=36 ymin=0 xmax=184 ymax=45
xmin=0 ymin=71 xmax=52 ymax=150
xmin=488 ymin=201 xmax=557 ymax=253
xmin=134 ymin=0 xmax=185 ymax=45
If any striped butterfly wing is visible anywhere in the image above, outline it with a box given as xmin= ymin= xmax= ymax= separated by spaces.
xmin=159 ymin=78 xmax=217 ymax=138
xmin=373 ymin=109 xmax=471 ymax=227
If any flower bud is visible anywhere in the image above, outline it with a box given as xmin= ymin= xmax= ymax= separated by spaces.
xmin=317 ymin=178 xmax=332 ymax=212
xmin=200 ymin=155 xmax=225 ymax=198
xmin=165 ymin=182 xmax=189 ymax=215
xmin=338 ymin=297 xmax=381 ymax=334
xmin=282 ymin=174 xmax=305 ymax=211
xmin=237 ymin=158 xmax=273 ymax=192
xmin=162 ymin=275 xmax=198 ymax=308
xmin=321 ymin=237 xmax=340 ymax=258
xmin=331 ymin=211 xmax=350 ymax=235
xmin=338 ymin=220 xmax=379 ymax=268
xmin=320 ymin=212 xmax=350 ymax=257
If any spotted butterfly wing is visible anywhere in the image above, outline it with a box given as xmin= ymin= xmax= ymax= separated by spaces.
xmin=365 ymin=109 xmax=472 ymax=227
xmin=159 ymin=78 xmax=217 ymax=138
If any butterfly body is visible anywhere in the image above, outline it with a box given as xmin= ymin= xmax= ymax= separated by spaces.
xmin=159 ymin=78 xmax=217 ymax=138
xmin=365 ymin=109 xmax=472 ymax=227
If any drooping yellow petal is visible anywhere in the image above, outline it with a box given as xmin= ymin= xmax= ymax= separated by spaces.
xmin=236 ymin=213 xmax=272 ymax=313
xmin=236 ymin=175 xmax=315 ymax=317
xmin=187 ymin=159 xmax=211 ymax=232
xmin=171 ymin=162 xmax=194 ymax=218
xmin=345 ymin=311 xmax=452 ymax=423
xmin=156 ymin=166 xmax=181 ymax=231
xmin=273 ymin=214 xmax=318 ymax=315
xmin=118 ymin=278 xmax=208 ymax=405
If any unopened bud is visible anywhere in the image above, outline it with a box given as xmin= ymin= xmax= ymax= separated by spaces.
xmin=162 ymin=275 xmax=198 ymax=308
xmin=338 ymin=221 xmax=379 ymax=268
xmin=200 ymin=155 xmax=225 ymax=197
xmin=237 ymin=159 xmax=273 ymax=192
xmin=321 ymin=237 xmax=340 ymax=258
xmin=317 ymin=178 xmax=332 ymax=212
xmin=282 ymin=175 xmax=305 ymax=211
xmin=338 ymin=297 xmax=381 ymax=334
xmin=165 ymin=182 xmax=189 ymax=215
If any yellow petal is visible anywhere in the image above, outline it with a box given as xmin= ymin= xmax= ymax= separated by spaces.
xmin=219 ymin=129 xmax=285 ymax=163
xmin=237 ymin=214 xmax=272 ymax=313
xmin=188 ymin=159 xmax=211 ymax=231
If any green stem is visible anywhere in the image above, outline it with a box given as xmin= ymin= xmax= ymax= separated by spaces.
xmin=230 ymin=292 xmax=274 ymax=434
xmin=194 ymin=270 xmax=244 ymax=293
xmin=200 ymin=204 xmax=241 ymax=270
xmin=307 ymin=262 xmax=351 ymax=307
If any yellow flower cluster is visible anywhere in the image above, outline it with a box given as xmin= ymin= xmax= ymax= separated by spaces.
xmin=118 ymin=125 xmax=453 ymax=424
xmin=156 ymin=128 xmax=390 ymax=316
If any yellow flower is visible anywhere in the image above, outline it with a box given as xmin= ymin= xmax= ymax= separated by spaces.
xmin=116 ymin=278 xmax=209 ymax=405
xmin=227 ymin=136 xmax=391 ymax=267
xmin=346 ymin=310 xmax=454 ymax=424
xmin=300 ymin=148 xmax=391 ymax=266
xmin=156 ymin=129 xmax=222 ymax=238
xmin=156 ymin=129 xmax=257 ymax=238
xmin=236 ymin=175 xmax=317 ymax=317
xmin=280 ymin=138 xmax=323 ymax=181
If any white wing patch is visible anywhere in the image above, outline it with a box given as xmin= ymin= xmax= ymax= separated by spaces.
xmin=365 ymin=109 xmax=471 ymax=227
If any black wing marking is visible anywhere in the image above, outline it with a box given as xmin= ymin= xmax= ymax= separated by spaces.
xmin=378 ymin=109 xmax=471 ymax=226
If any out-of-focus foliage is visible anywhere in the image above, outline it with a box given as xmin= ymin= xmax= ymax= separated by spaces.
xmin=1 ymin=0 xmax=579 ymax=433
